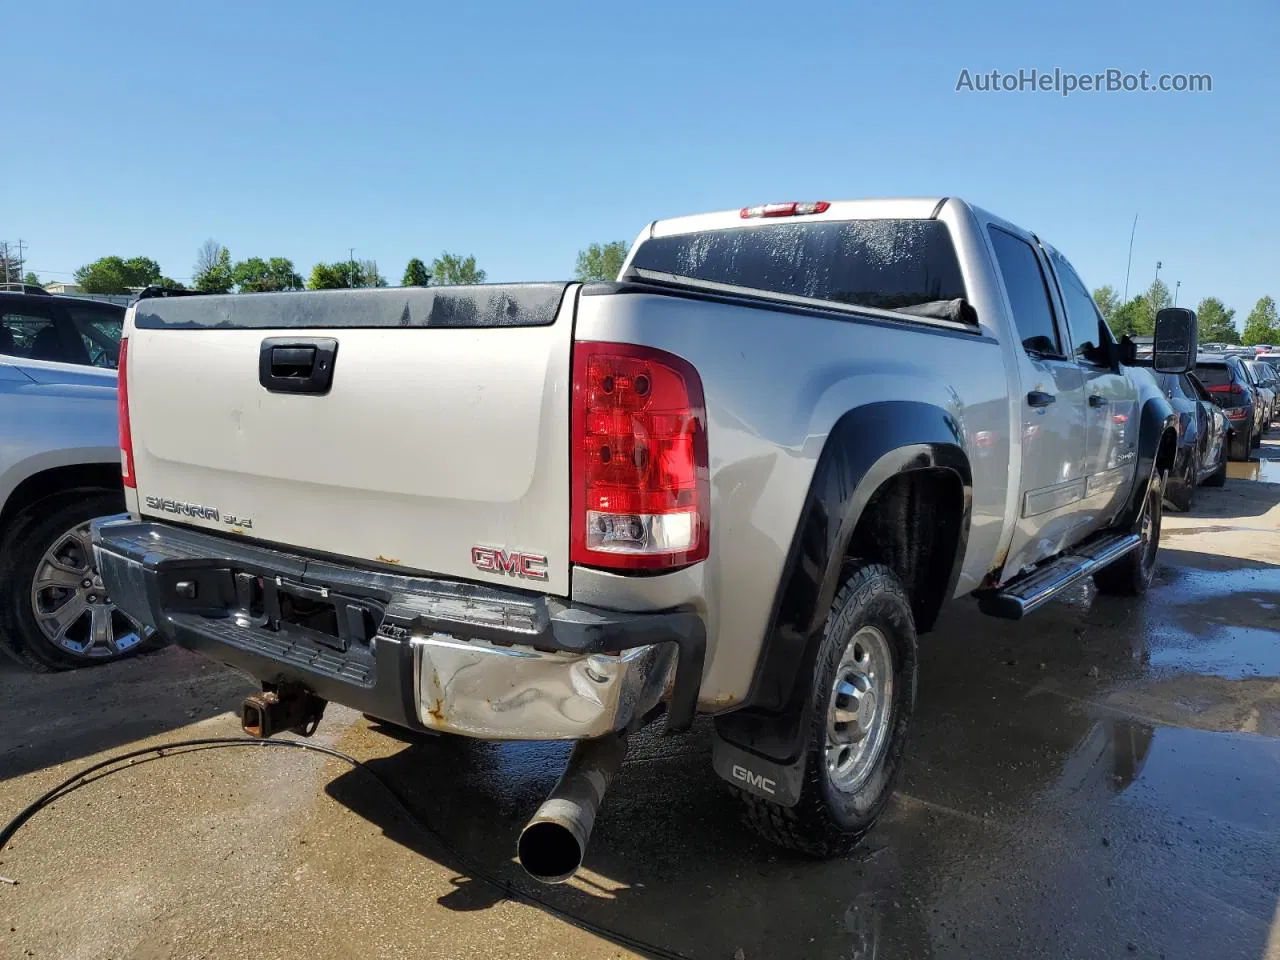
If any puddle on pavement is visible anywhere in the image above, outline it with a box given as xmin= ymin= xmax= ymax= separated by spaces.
xmin=1148 ymin=625 xmax=1280 ymax=678
xmin=1226 ymin=456 xmax=1280 ymax=482
xmin=1054 ymin=720 xmax=1280 ymax=828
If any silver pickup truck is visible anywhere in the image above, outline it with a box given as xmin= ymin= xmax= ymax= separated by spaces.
xmin=93 ymin=198 xmax=1195 ymax=880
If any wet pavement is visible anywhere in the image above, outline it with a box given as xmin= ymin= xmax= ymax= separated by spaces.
xmin=1 ymin=442 xmax=1278 ymax=960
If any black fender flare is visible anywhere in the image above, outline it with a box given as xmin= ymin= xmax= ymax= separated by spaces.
xmin=713 ymin=401 xmax=972 ymax=784
xmin=1116 ymin=394 xmax=1179 ymax=529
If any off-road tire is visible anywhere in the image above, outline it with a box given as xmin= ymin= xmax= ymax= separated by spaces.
xmin=734 ymin=561 xmax=918 ymax=858
xmin=0 ymin=491 xmax=162 ymax=671
xmin=1094 ymin=471 xmax=1164 ymax=597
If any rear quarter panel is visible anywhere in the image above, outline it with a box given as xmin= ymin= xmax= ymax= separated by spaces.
xmin=571 ymin=289 xmax=1012 ymax=707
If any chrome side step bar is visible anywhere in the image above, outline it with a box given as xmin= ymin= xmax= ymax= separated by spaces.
xmin=977 ymin=533 xmax=1142 ymax=620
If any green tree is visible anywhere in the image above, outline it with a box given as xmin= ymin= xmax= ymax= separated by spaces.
xmin=156 ymin=277 xmax=187 ymax=290
xmin=1144 ymin=279 xmax=1171 ymax=320
xmin=1242 ymin=295 xmax=1279 ymax=346
xmin=1109 ymin=296 xmax=1149 ymax=338
xmin=193 ymin=242 xmax=234 ymax=294
xmin=233 ymin=256 xmax=304 ymax=293
xmin=74 ymin=256 xmax=165 ymax=294
xmin=1091 ymin=285 xmax=1119 ymax=323
xmin=309 ymin=262 xmax=349 ymax=289
xmin=575 ymin=241 xmax=628 ymax=282
xmin=308 ymin=260 xmax=386 ymax=289
xmin=429 ymin=252 xmax=486 ymax=285
xmin=1195 ymin=297 xmax=1240 ymax=345
xmin=402 ymin=257 xmax=431 ymax=286
xmin=22 ymin=271 xmax=41 ymax=288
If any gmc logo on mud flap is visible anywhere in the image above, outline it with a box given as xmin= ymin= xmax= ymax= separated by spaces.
xmin=731 ymin=764 xmax=777 ymax=795
xmin=470 ymin=546 xmax=549 ymax=582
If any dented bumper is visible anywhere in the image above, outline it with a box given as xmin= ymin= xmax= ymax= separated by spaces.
xmin=91 ymin=515 xmax=705 ymax=740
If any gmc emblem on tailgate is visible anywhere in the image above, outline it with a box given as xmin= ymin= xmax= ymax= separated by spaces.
xmin=471 ymin=546 xmax=549 ymax=582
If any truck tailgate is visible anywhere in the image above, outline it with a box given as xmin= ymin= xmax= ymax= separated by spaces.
xmin=125 ymin=284 xmax=574 ymax=596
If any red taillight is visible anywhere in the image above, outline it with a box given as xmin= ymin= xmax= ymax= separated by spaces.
xmin=1224 ymin=407 xmax=1247 ymax=420
xmin=570 ymin=342 xmax=709 ymax=571
xmin=117 ymin=338 xmax=136 ymax=488
xmin=1205 ymin=383 xmax=1245 ymax=396
xmin=739 ymin=201 xmax=831 ymax=219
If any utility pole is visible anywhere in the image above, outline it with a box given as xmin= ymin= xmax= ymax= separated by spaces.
xmin=348 ymin=247 xmax=356 ymax=288
xmin=1173 ymin=280 xmax=1181 ymax=307
xmin=1123 ymin=214 xmax=1138 ymax=301
xmin=1153 ymin=261 xmax=1162 ymax=290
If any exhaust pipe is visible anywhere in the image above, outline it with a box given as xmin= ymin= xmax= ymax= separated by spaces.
xmin=517 ymin=733 xmax=628 ymax=883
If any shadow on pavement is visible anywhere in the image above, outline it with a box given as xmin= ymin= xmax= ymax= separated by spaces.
xmin=0 ymin=645 xmax=252 ymax=781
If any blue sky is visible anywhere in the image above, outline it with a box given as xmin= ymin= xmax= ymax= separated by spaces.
xmin=6 ymin=0 xmax=1277 ymax=324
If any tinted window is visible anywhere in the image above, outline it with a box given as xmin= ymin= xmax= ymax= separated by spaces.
xmin=1 ymin=309 xmax=64 ymax=362
xmin=1236 ymin=359 xmax=1256 ymax=384
xmin=1246 ymin=361 xmax=1273 ymax=384
xmin=987 ymin=227 xmax=1062 ymax=356
xmin=64 ymin=303 xmax=125 ymax=369
xmin=1193 ymin=363 xmax=1232 ymax=388
xmin=1183 ymin=374 xmax=1210 ymax=402
xmin=629 ymin=219 xmax=967 ymax=313
xmin=1048 ymin=251 xmax=1104 ymax=362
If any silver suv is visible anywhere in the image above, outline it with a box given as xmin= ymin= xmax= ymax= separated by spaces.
xmin=0 ymin=290 xmax=155 ymax=669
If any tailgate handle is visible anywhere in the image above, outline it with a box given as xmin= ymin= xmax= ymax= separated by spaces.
xmin=259 ymin=337 xmax=338 ymax=395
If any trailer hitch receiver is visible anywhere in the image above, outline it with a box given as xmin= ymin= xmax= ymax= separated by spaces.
xmin=241 ymin=684 xmax=327 ymax=738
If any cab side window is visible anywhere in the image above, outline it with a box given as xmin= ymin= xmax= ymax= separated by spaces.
xmin=1049 ymin=252 xmax=1106 ymax=364
xmin=988 ymin=226 xmax=1063 ymax=358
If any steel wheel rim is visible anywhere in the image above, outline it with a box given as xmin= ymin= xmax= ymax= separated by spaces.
xmin=825 ymin=625 xmax=895 ymax=793
xmin=29 ymin=521 xmax=149 ymax=659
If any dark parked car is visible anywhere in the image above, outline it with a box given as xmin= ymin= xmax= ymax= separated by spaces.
xmin=1153 ymin=371 xmax=1228 ymax=509
xmin=1195 ymin=354 xmax=1261 ymax=459
xmin=1244 ymin=359 xmax=1278 ymax=426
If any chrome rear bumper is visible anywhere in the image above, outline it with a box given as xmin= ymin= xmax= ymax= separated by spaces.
xmin=91 ymin=515 xmax=703 ymax=739
xmin=413 ymin=635 xmax=674 ymax=739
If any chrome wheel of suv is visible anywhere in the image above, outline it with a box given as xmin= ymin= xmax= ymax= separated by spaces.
xmin=29 ymin=520 xmax=149 ymax=659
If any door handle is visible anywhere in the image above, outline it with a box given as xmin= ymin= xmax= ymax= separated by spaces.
xmin=1088 ymin=394 xmax=1108 ymax=408
xmin=270 ymin=346 xmax=316 ymax=378
xmin=259 ymin=337 xmax=339 ymax=394
xmin=1027 ymin=390 xmax=1056 ymax=408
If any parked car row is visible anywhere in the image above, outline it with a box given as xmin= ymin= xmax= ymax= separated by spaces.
xmin=1152 ymin=370 xmax=1229 ymax=511
xmin=1193 ymin=353 xmax=1277 ymax=459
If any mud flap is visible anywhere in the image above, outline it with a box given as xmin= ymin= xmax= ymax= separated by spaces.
xmin=711 ymin=728 xmax=805 ymax=807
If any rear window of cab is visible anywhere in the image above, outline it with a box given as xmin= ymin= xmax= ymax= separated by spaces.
xmin=628 ymin=219 xmax=967 ymax=315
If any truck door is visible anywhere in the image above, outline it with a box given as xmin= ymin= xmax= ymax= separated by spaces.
xmin=986 ymin=225 xmax=1089 ymax=575
xmin=1045 ymin=248 xmax=1138 ymax=534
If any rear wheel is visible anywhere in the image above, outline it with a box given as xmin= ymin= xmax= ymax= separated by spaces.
xmin=734 ymin=562 xmax=917 ymax=857
xmin=0 ymin=492 xmax=159 ymax=671
xmin=1094 ymin=471 xmax=1164 ymax=597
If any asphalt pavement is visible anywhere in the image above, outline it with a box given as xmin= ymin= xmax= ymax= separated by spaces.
xmin=1 ymin=442 xmax=1278 ymax=960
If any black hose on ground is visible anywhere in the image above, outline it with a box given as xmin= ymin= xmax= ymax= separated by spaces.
xmin=0 ymin=736 xmax=693 ymax=960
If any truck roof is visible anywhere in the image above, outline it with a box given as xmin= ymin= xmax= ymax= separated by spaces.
xmin=647 ymin=197 xmax=957 ymax=239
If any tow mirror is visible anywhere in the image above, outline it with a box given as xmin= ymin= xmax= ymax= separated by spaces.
xmin=1152 ymin=307 xmax=1197 ymax=374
